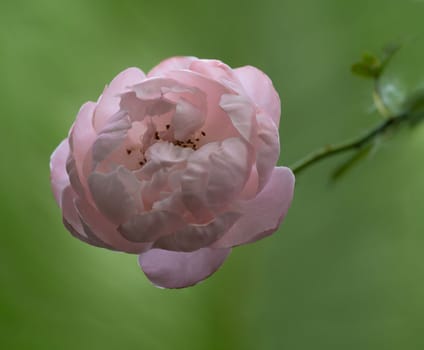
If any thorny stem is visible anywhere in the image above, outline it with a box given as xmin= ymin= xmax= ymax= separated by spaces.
xmin=290 ymin=113 xmax=407 ymax=175
xmin=290 ymin=78 xmax=409 ymax=175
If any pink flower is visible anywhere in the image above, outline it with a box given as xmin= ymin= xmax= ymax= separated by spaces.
xmin=50 ymin=57 xmax=295 ymax=288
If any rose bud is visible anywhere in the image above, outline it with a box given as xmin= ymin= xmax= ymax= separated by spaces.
xmin=50 ymin=57 xmax=295 ymax=288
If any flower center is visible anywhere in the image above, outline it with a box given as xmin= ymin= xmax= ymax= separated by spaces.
xmin=124 ymin=121 xmax=207 ymax=169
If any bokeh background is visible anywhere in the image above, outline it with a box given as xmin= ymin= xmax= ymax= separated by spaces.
xmin=2 ymin=0 xmax=424 ymax=349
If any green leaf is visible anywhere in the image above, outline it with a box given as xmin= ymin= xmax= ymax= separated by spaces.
xmin=331 ymin=143 xmax=373 ymax=182
xmin=351 ymin=53 xmax=381 ymax=79
xmin=351 ymin=43 xmax=401 ymax=79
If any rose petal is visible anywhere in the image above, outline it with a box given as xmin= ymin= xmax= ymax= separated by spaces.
xmin=147 ymin=141 xmax=193 ymax=166
xmin=75 ymin=196 xmax=150 ymax=254
xmin=172 ymin=98 xmax=205 ymax=140
xmin=139 ymin=169 xmax=169 ymax=208
xmin=180 ymin=142 xmax=222 ymax=221
xmin=67 ymin=102 xmax=98 ymax=200
xmin=238 ymin=166 xmax=259 ymax=200
xmin=118 ymin=210 xmax=186 ymax=242
xmin=93 ymin=67 xmax=146 ymax=131
xmin=139 ymin=247 xmax=231 ymax=288
xmin=132 ymin=77 xmax=194 ymax=100
xmin=152 ymin=191 xmax=188 ymax=215
xmin=205 ymin=137 xmax=253 ymax=207
xmin=92 ymin=111 xmax=131 ymax=169
xmin=189 ymin=59 xmax=238 ymax=85
xmin=50 ymin=139 xmax=70 ymax=206
xmin=163 ymin=70 xmax=239 ymax=143
xmin=255 ymin=113 xmax=280 ymax=192
xmin=120 ymin=77 xmax=197 ymax=123
xmin=180 ymin=138 xmax=253 ymax=219
xmin=234 ymin=65 xmax=281 ymax=127
xmin=88 ymin=166 xmax=140 ymax=225
xmin=61 ymin=186 xmax=86 ymax=238
xmin=219 ymin=94 xmax=257 ymax=142
xmin=148 ymin=56 xmax=198 ymax=77
xmin=137 ymin=142 xmax=193 ymax=180
xmin=212 ymin=167 xmax=295 ymax=248
xmin=61 ymin=186 xmax=111 ymax=248
xmin=154 ymin=211 xmax=241 ymax=252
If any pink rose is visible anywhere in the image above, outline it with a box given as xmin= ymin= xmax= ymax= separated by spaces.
xmin=50 ymin=57 xmax=295 ymax=288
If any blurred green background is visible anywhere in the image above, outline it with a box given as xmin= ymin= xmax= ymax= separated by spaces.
xmin=2 ymin=0 xmax=424 ymax=349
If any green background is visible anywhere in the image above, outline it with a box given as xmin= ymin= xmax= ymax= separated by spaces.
xmin=1 ymin=0 xmax=424 ymax=349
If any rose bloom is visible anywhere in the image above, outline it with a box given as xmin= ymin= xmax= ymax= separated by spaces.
xmin=50 ymin=57 xmax=295 ymax=288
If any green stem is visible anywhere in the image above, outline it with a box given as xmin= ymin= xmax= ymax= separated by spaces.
xmin=290 ymin=113 xmax=406 ymax=175
xmin=373 ymin=80 xmax=391 ymax=118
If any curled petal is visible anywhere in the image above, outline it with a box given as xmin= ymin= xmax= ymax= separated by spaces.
xmin=88 ymin=167 xmax=140 ymax=225
xmin=139 ymin=247 xmax=231 ymax=288
xmin=147 ymin=141 xmax=193 ymax=165
xmin=189 ymin=59 xmax=238 ymax=86
xmin=138 ymin=142 xmax=193 ymax=180
xmin=238 ymin=166 xmax=259 ymax=200
xmin=94 ymin=67 xmax=146 ymax=131
xmin=172 ymin=98 xmax=205 ymax=140
xmin=61 ymin=186 xmax=111 ymax=248
xmin=92 ymin=111 xmax=131 ymax=169
xmin=148 ymin=56 xmax=198 ymax=77
xmin=154 ymin=212 xmax=241 ymax=252
xmin=75 ymin=196 xmax=150 ymax=254
xmin=118 ymin=211 xmax=186 ymax=243
xmin=180 ymin=142 xmax=221 ymax=221
xmin=205 ymin=137 xmax=253 ymax=207
xmin=120 ymin=78 xmax=198 ymax=123
xmin=131 ymin=77 xmax=196 ymax=101
xmin=152 ymin=191 xmax=189 ymax=218
xmin=180 ymin=138 xmax=253 ymax=219
xmin=50 ymin=139 xmax=70 ymax=207
xmin=138 ymin=170 xmax=169 ymax=210
xmin=61 ymin=186 xmax=86 ymax=239
xmin=219 ymin=94 xmax=257 ymax=142
xmin=234 ymin=65 xmax=281 ymax=127
xmin=68 ymin=102 xmax=98 ymax=200
xmin=163 ymin=70 xmax=239 ymax=142
xmin=255 ymin=113 xmax=280 ymax=192
xmin=212 ymin=167 xmax=294 ymax=248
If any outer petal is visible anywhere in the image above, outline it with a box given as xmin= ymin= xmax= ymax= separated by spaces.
xmin=50 ymin=139 xmax=70 ymax=207
xmin=255 ymin=112 xmax=280 ymax=193
xmin=147 ymin=56 xmax=198 ymax=77
xmin=61 ymin=186 xmax=112 ymax=249
xmin=88 ymin=166 xmax=140 ymax=225
xmin=234 ymin=66 xmax=281 ymax=127
xmin=219 ymin=94 xmax=257 ymax=142
xmin=75 ymin=196 xmax=150 ymax=254
xmin=189 ymin=59 xmax=238 ymax=86
xmin=93 ymin=67 xmax=146 ymax=131
xmin=118 ymin=210 xmax=186 ymax=243
xmin=139 ymin=247 xmax=231 ymax=288
xmin=153 ymin=212 xmax=241 ymax=252
xmin=212 ymin=167 xmax=295 ymax=248
xmin=68 ymin=101 xmax=97 ymax=200
xmin=61 ymin=186 xmax=86 ymax=239
xmin=92 ymin=111 xmax=131 ymax=169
